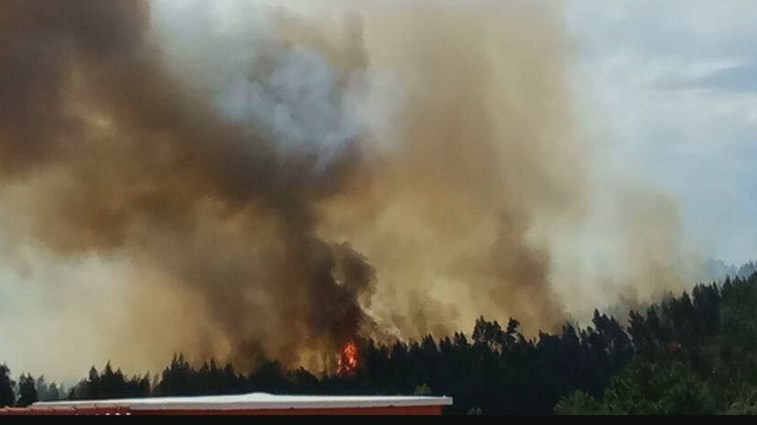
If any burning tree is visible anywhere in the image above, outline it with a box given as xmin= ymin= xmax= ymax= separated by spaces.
xmin=337 ymin=341 xmax=359 ymax=377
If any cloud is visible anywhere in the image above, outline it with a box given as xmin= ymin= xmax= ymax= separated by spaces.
xmin=671 ymin=64 xmax=757 ymax=93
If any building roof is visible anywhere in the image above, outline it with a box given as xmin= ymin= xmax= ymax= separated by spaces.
xmin=34 ymin=393 xmax=453 ymax=411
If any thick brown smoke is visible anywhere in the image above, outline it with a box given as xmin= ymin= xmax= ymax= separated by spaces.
xmin=0 ymin=0 xmax=698 ymax=380
xmin=315 ymin=2 xmax=581 ymax=337
xmin=0 ymin=0 xmax=376 ymax=373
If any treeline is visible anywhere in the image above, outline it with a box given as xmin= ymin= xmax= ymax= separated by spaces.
xmin=1 ymin=271 xmax=756 ymax=414
xmin=557 ymin=271 xmax=757 ymax=414
xmin=0 ymin=312 xmax=633 ymax=414
xmin=0 ymin=367 xmax=62 ymax=408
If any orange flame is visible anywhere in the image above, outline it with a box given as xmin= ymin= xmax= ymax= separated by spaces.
xmin=337 ymin=341 xmax=359 ymax=376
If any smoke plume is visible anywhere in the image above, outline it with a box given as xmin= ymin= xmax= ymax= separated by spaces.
xmin=0 ymin=0 xmax=701 ymax=380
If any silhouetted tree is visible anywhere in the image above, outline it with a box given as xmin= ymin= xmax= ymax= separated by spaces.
xmin=16 ymin=374 xmax=38 ymax=407
xmin=0 ymin=364 xmax=15 ymax=407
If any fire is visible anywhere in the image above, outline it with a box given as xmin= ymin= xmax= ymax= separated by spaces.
xmin=337 ymin=341 xmax=359 ymax=376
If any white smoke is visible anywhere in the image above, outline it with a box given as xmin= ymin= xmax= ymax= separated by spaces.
xmin=152 ymin=0 xmax=401 ymax=166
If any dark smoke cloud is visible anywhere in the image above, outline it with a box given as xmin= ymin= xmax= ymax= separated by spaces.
xmin=0 ymin=0 xmax=148 ymax=173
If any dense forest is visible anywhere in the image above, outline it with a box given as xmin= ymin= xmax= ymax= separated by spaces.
xmin=1 ymin=263 xmax=756 ymax=415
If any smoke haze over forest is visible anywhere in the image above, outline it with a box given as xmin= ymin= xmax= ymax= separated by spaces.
xmin=0 ymin=0 xmax=754 ymax=382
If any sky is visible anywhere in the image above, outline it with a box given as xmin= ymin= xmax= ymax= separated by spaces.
xmin=564 ymin=0 xmax=757 ymax=265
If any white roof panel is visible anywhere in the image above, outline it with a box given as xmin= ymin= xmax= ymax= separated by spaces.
xmin=34 ymin=393 xmax=453 ymax=410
